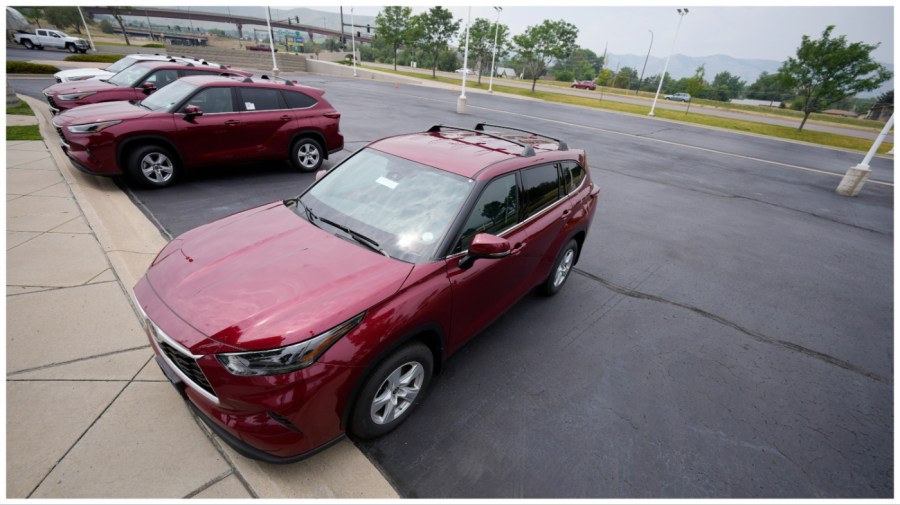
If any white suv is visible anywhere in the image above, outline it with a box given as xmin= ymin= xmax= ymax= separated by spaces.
xmin=53 ymin=53 xmax=224 ymax=83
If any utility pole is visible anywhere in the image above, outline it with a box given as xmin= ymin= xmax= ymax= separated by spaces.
xmin=265 ymin=6 xmax=279 ymax=76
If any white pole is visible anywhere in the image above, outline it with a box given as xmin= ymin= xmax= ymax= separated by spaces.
xmin=77 ymin=6 xmax=95 ymax=51
xmin=836 ymin=113 xmax=893 ymax=196
xmin=457 ymin=7 xmax=471 ymax=113
xmin=351 ymin=8 xmax=357 ymax=77
xmin=649 ymin=8 xmax=688 ymax=117
xmin=265 ymin=6 xmax=279 ymax=75
xmin=488 ymin=6 xmax=502 ymax=93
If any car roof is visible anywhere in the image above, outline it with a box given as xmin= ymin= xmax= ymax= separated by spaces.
xmin=129 ymin=60 xmax=231 ymax=71
xmin=177 ymin=75 xmax=325 ymax=95
xmin=370 ymin=125 xmax=578 ymax=180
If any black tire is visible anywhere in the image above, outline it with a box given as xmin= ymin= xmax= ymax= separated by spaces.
xmin=78 ymin=48 xmax=88 ymax=54
xmin=539 ymin=238 xmax=578 ymax=296
xmin=22 ymin=40 xmax=34 ymax=49
xmin=349 ymin=342 xmax=434 ymax=440
xmin=127 ymin=144 xmax=180 ymax=188
xmin=66 ymin=43 xmax=77 ymax=53
xmin=36 ymin=45 xmax=44 ymax=50
xmin=289 ymin=137 xmax=324 ymax=172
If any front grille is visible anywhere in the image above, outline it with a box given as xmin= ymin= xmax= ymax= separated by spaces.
xmin=55 ymin=126 xmax=68 ymax=147
xmin=158 ymin=341 xmax=217 ymax=398
xmin=45 ymin=95 xmax=58 ymax=109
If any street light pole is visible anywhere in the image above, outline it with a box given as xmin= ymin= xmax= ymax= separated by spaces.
xmin=636 ymin=30 xmax=653 ymax=95
xmin=457 ymin=6 xmax=471 ymax=113
xmin=350 ymin=7 xmax=358 ymax=77
xmin=265 ymin=6 xmax=279 ymax=75
xmin=488 ymin=6 xmax=502 ymax=93
xmin=77 ymin=6 xmax=95 ymax=51
xmin=649 ymin=8 xmax=688 ymax=116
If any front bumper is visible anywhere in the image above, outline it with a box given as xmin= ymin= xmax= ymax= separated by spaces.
xmin=133 ymin=277 xmax=356 ymax=461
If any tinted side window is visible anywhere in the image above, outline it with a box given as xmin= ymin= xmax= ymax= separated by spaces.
xmin=521 ymin=164 xmax=560 ymax=218
xmin=183 ymin=87 xmax=234 ymax=113
xmin=146 ymin=69 xmax=179 ymax=87
xmin=561 ymin=161 xmax=585 ymax=194
xmin=282 ymin=90 xmax=317 ymax=109
xmin=456 ymin=173 xmax=519 ymax=252
xmin=238 ymin=88 xmax=286 ymax=112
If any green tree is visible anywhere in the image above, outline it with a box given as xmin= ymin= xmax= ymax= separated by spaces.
xmin=375 ymin=6 xmax=413 ymax=71
xmin=512 ymin=19 xmax=578 ymax=92
xmin=20 ymin=7 xmax=44 ymax=28
xmin=557 ymin=47 xmax=601 ymax=81
xmin=780 ymin=25 xmax=892 ymax=131
xmin=108 ymin=7 xmax=133 ymax=46
xmin=746 ymin=71 xmax=789 ymax=103
xmin=708 ymin=71 xmax=745 ymax=101
xmin=464 ymin=17 xmax=510 ymax=84
xmin=613 ymin=66 xmax=637 ymax=89
xmin=99 ymin=19 xmax=114 ymax=34
xmin=684 ymin=65 xmax=706 ymax=114
xmin=416 ymin=7 xmax=460 ymax=78
xmin=44 ymin=7 xmax=82 ymax=34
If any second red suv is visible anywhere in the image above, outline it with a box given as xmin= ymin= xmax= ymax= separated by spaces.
xmin=42 ymin=60 xmax=251 ymax=114
xmin=51 ymin=75 xmax=344 ymax=187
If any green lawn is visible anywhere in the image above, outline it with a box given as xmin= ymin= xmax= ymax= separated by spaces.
xmin=7 ymin=125 xmax=42 ymax=141
xmin=7 ymin=100 xmax=35 ymax=116
xmin=368 ymin=66 xmax=892 ymax=154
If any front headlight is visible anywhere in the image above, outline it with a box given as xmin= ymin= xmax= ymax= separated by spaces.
xmin=217 ymin=312 xmax=365 ymax=376
xmin=58 ymin=91 xmax=96 ymax=101
xmin=67 ymin=120 xmax=122 ymax=134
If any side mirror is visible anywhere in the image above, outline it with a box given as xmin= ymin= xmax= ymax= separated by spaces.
xmin=460 ymin=233 xmax=511 ymax=269
xmin=183 ymin=104 xmax=203 ymax=119
xmin=141 ymin=82 xmax=157 ymax=94
xmin=315 ymin=169 xmax=327 ymax=181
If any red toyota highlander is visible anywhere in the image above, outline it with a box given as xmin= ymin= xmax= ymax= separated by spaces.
xmin=133 ymin=124 xmax=600 ymax=462
xmin=42 ymin=60 xmax=251 ymax=114
xmin=51 ymin=75 xmax=343 ymax=187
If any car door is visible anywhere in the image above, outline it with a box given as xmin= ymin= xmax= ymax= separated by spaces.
xmin=444 ymin=173 xmax=535 ymax=351
xmin=173 ymin=86 xmax=250 ymax=167
xmin=235 ymin=86 xmax=293 ymax=159
xmin=516 ymin=162 xmax=571 ymax=287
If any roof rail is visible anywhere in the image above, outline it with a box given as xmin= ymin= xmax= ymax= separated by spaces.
xmin=427 ymin=124 xmax=535 ymax=157
xmin=474 ymin=123 xmax=568 ymax=151
xmin=242 ymin=76 xmax=253 ymax=83
xmin=260 ymin=74 xmax=270 ymax=80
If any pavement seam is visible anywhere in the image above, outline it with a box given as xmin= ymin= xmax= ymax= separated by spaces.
xmin=185 ymin=410 xmax=260 ymax=498
xmin=24 ymin=379 xmax=130 ymax=498
xmin=6 ymin=345 xmax=151 ymax=377
xmin=181 ymin=469 xmax=235 ymax=498
xmin=6 ymin=279 xmax=119 ymax=296
xmin=572 ymin=267 xmax=891 ymax=385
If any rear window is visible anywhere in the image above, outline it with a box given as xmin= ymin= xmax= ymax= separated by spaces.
xmin=521 ymin=164 xmax=560 ymax=218
xmin=283 ymin=90 xmax=317 ymax=109
xmin=561 ymin=161 xmax=585 ymax=194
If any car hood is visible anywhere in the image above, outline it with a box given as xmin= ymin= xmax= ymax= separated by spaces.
xmin=54 ymin=68 xmax=111 ymax=82
xmin=44 ymin=79 xmax=117 ymax=95
xmin=146 ymin=203 xmax=415 ymax=350
xmin=53 ymin=101 xmax=153 ymax=125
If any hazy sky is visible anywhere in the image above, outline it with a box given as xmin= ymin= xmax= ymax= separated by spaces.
xmin=313 ymin=2 xmax=894 ymax=64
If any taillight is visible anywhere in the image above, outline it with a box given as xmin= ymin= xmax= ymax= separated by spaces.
xmin=323 ymin=112 xmax=341 ymax=119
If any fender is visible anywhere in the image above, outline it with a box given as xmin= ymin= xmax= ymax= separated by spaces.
xmin=338 ymin=322 xmax=447 ymax=430
xmin=117 ymin=134 xmax=184 ymax=169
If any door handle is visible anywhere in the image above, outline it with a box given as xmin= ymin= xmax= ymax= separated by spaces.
xmin=511 ymin=242 xmax=526 ymax=255
xmin=561 ymin=209 xmax=571 ymax=221
xmin=280 ymin=115 xmax=292 ymax=121
xmin=224 ymin=120 xmax=240 ymax=126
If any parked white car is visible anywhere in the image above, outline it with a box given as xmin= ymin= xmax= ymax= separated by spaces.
xmin=455 ymin=68 xmax=473 ymax=75
xmin=54 ymin=53 xmax=220 ymax=83
xmin=13 ymin=29 xmax=88 ymax=53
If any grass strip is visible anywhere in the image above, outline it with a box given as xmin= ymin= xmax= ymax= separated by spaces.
xmin=7 ymin=125 xmax=42 ymax=141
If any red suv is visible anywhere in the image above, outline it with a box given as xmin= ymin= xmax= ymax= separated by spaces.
xmin=571 ymin=80 xmax=596 ymax=90
xmin=42 ymin=60 xmax=251 ymax=114
xmin=51 ymin=75 xmax=343 ymax=187
xmin=133 ymin=124 xmax=600 ymax=462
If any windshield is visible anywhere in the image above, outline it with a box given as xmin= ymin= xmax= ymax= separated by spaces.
xmin=105 ymin=56 xmax=140 ymax=74
xmin=108 ymin=64 xmax=150 ymax=87
xmin=141 ymin=80 xmax=197 ymax=111
xmin=299 ymin=148 xmax=473 ymax=263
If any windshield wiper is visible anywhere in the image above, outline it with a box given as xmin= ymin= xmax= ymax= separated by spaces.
xmin=317 ymin=216 xmax=390 ymax=258
xmin=286 ymin=197 xmax=320 ymax=228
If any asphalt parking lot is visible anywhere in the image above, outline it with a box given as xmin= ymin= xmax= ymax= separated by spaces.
xmin=10 ymin=71 xmax=892 ymax=498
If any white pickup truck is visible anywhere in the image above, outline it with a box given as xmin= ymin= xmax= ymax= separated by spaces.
xmin=13 ymin=29 xmax=89 ymax=53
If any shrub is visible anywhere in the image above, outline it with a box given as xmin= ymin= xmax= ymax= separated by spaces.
xmin=7 ymin=61 xmax=60 ymax=74
xmin=142 ymin=43 xmax=165 ymax=48
xmin=63 ymin=54 xmax=123 ymax=63
xmin=554 ymin=69 xmax=574 ymax=82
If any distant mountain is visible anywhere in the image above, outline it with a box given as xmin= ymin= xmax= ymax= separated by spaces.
xmin=605 ymin=52 xmax=893 ymax=98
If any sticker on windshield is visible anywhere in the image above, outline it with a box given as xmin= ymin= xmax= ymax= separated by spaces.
xmin=245 ymin=102 xmax=256 ymax=110
xmin=375 ymin=176 xmax=398 ymax=189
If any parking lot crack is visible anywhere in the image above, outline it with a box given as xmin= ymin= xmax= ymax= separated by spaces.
xmin=573 ymin=268 xmax=891 ymax=385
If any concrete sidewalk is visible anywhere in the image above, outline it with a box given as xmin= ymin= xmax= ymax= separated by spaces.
xmin=6 ymin=98 xmax=398 ymax=499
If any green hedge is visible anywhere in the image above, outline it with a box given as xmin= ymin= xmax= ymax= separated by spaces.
xmin=7 ymin=61 xmax=60 ymax=74
xmin=142 ymin=43 xmax=165 ymax=48
xmin=63 ymin=54 xmax=123 ymax=63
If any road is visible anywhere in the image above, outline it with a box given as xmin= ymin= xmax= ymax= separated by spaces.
xmin=10 ymin=68 xmax=893 ymax=498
